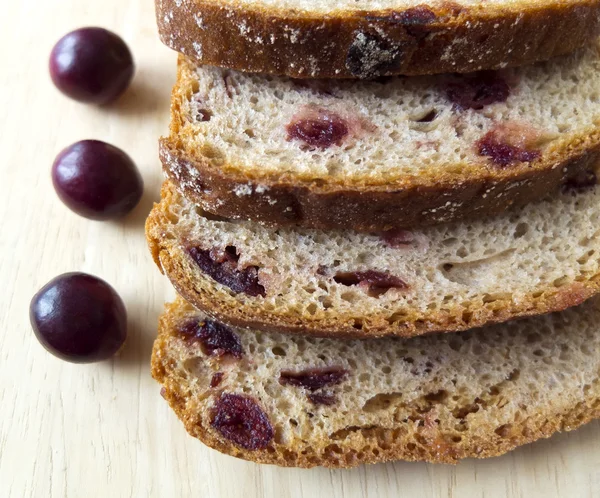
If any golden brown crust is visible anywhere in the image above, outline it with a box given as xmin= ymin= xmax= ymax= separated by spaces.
xmin=162 ymin=136 xmax=600 ymax=232
xmin=156 ymin=0 xmax=600 ymax=79
xmin=152 ymin=299 xmax=600 ymax=467
xmin=163 ymin=57 xmax=600 ymax=232
xmin=145 ymin=183 xmax=600 ymax=339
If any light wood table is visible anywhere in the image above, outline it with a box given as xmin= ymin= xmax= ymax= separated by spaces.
xmin=1 ymin=1 xmax=599 ymax=496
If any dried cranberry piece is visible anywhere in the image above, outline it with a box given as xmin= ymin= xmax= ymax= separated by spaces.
xmin=307 ymin=393 xmax=337 ymax=406
xmin=210 ymin=372 xmax=224 ymax=388
xmin=334 ymin=270 xmax=408 ymax=296
xmin=476 ymin=131 xmax=541 ymax=167
xmin=160 ymin=387 xmax=167 ymax=399
xmin=187 ymin=245 xmax=266 ymax=297
xmin=562 ymin=170 xmax=597 ymax=194
xmin=178 ymin=319 xmax=243 ymax=358
xmin=279 ymin=367 xmax=348 ymax=391
xmin=446 ymin=72 xmax=510 ymax=110
xmin=381 ymin=229 xmax=415 ymax=247
xmin=286 ymin=108 xmax=349 ymax=150
xmin=390 ymin=6 xmax=437 ymax=38
xmin=392 ymin=6 xmax=437 ymax=24
xmin=211 ymin=394 xmax=274 ymax=450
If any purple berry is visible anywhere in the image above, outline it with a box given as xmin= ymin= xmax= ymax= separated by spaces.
xmin=52 ymin=140 xmax=143 ymax=220
xmin=30 ymin=272 xmax=127 ymax=363
xmin=49 ymin=27 xmax=134 ymax=105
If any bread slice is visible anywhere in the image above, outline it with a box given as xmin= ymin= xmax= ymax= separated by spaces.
xmin=162 ymin=46 xmax=600 ymax=232
xmin=146 ymin=181 xmax=600 ymax=339
xmin=153 ymin=295 xmax=600 ymax=467
xmin=155 ymin=0 xmax=600 ymax=79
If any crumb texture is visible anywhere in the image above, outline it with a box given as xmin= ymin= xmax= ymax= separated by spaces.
xmin=146 ymin=181 xmax=600 ymax=338
xmin=152 ymin=297 xmax=600 ymax=467
xmin=168 ymin=41 xmax=600 ymax=182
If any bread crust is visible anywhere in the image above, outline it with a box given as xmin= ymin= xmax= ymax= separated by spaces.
xmin=162 ymin=137 xmax=600 ymax=232
xmin=145 ymin=183 xmax=600 ymax=339
xmin=156 ymin=0 xmax=600 ymax=79
xmin=162 ymin=54 xmax=600 ymax=232
xmin=152 ymin=299 xmax=600 ymax=467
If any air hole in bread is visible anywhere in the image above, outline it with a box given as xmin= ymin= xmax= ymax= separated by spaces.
xmin=201 ymin=210 xmax=230 ymax=222
xmin=196 ymin=109 xmax=213 ymax=122
xmin=514 ymin=222 xmax=529 ymax=238
xmin=494 ymin=424 xmax=512 ymax=437
xmin=182 ymin=357 xmax=205 ymax=377
xmin=577 ymin=249 xmax=595 ymax=264
xmin=424 ymin=390 xmax=449 ymax=404
xmin=165 ymin=211 xmax=180 ymax=224
xmin=340 ymin=292 xmax=358 ymax=304
xmin=386 ymin=311 xmax=408 ymax=325
xmin=448 ymin=338 xmax=463 ymax=352
xmin=200 ymin=144 xmax=224 ymax=161
xmin=319 ymin=296 xmax=333 ymax=309
xmin=442 ymin=237 xmax=458 ymax=247
xmin=441 ymin=250 xmax=515 ymax=286
xmin=553 ymin=276 xmax=569 ymax=287
xmin=306 ymin=303 xmax=318 ymax=315
xmin=272 ymin=346 xmax=286 ymax=357
xmin=452 ymin=403 xmax=480 ymax=419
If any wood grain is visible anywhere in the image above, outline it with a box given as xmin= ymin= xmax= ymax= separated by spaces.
xmin=0 ymin=1 xmax=598 ymax=496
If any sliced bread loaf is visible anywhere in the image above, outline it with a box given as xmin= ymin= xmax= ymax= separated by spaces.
xmin=153 ymin=296 xmax=600 ymax=467
xmin=163 ymin=45 xmax=600 ymax=232
xmin=156 ymin=0 xmax=600 ymax=78
xmin=146 ymin=181 xmax=600 ymax=339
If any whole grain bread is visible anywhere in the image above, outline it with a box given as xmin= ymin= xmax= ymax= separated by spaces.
xmin=146 ymin=181 xmax=600 ymax=339
xmin=163 ymin=45 xmax=600 ymax=232
xmin=153 ymin=296 xmax=600 ymax=467
xmin=156 ymin=0 xmax=600 ymax=78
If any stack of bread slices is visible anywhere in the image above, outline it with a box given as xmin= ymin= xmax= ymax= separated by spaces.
xmin=147 ymin=0 xmax=600 ymax=467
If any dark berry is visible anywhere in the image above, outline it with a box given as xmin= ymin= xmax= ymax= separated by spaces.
xmin=390 ymin=6 xmax=436 ymax=38
xmin=279 ymin=367 xmax=348 ymax=391
xmin=186 ymin=246 xmax=265 ymax=297
xmin=334 ymin=270 xmax=409 ymax=296
xmin=307 ymin=393 xmax=337 ymax=406
xmin=29 ymin=272 xmax=127 ymax=363
xmin=178 ymin=319 xmax=243 ymax=358
xmin=392 ymin=6 xmax=437 ymax=25
xmin=446 ymin=72 xmax=510 ymax=110
xmin=210 ymin=372 xmax=225 ymax=388
xmin=381 ymin=229 xmax=415 ymax=247
xmin=476 ymin=132 xmax=540 ymax=167
xmin=211 ymin=394 xmax=274 ymax=450
xmin=286 ymin=108 xmax=349 ymax=149
xmin=52 ymin=140 xmax=143 ymax=220
xmin=49 ymin=27 xmax=134 ymax=105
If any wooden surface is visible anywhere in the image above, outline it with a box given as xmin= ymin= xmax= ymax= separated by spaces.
xmin=1 ymin=1 xmax=599 ymax=496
